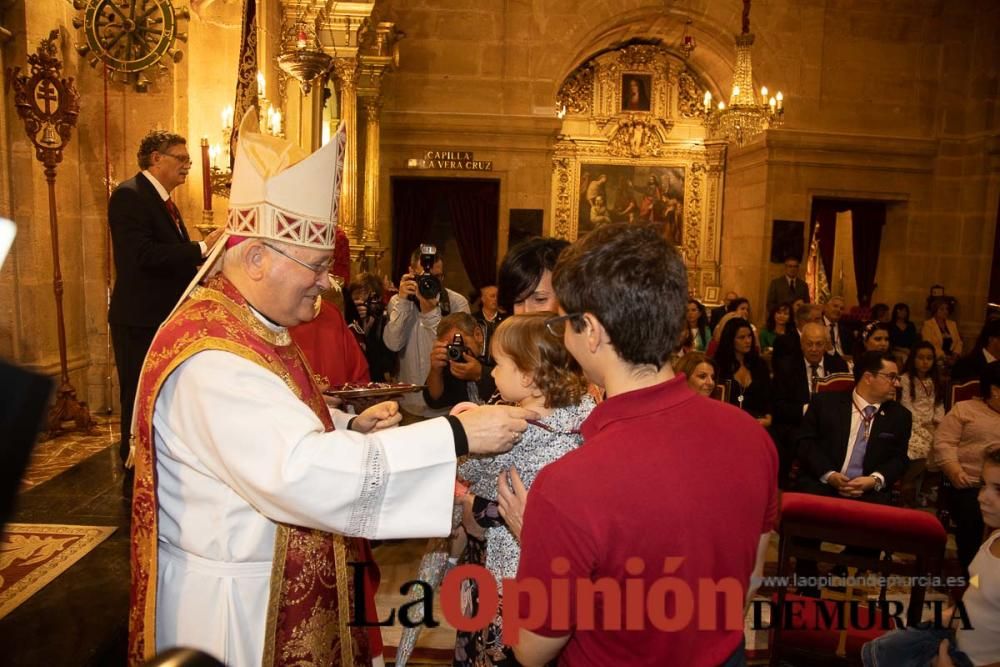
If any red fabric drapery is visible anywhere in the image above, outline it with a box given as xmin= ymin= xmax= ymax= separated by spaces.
xmin=809 ymin=198 xmax=886 ymax=306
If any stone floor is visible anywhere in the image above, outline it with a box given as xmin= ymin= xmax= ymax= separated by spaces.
xmin=0 ymin=428 xmax=130 ymax=667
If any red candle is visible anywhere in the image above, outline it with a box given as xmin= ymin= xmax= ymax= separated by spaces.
xmin=200 ymin=137 xmax=212 ymax=211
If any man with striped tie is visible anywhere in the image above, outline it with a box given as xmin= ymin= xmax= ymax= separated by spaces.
xmin=108 ymin=131 xmax=223 ymax=486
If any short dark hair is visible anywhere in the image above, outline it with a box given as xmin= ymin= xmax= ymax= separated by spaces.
xmin=871 ymin=303 xmax=890 ymax=320
xmin=973 ymin=319 xmax=1000 ymax=354
xmin=891 ymin=302 xmax=910 ymax=322
xmin=795 ymin=303 xmax=816 ymax=327
xmin=552 ymin=224 xmax=686 ymax=369
xmin=854 ymin=351 xmax=896 ymax=383
xmin=497 ymin=237 xmax=569 ymax=314
xmin=137 ymin=130 xmax=186 ymax=170
xmin=726 ymin=297 xmax=750 ymax=314
xmin=784 ymin=255 xmax=800 ymax=265
xmin=980 ymin=361 xmax=1000 ymax=400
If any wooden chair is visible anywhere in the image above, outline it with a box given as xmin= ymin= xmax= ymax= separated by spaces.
xmin=711 ymin=381 xmax=730 ymax=403
xmin=770 ymin=493 xmax=947 ymax=667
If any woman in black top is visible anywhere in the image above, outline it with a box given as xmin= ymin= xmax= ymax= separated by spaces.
xmin=714 ymin=317 xmax=773 ymax=427
xmin=889 ymin=302 xmax=918 ymax=351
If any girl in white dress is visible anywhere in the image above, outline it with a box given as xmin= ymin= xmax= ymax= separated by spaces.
xmin=899 ymin=341 xmax=945 ymax=506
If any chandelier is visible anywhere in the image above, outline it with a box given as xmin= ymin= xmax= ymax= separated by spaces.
xmin=704 ymin=0 xmax=784 ymax=147
xmin=277 ymin=18 xmax=332 ymax=94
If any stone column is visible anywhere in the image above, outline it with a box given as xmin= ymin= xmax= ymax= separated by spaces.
xmin=362 ymin=92 xmax=382 ymax=244
xmin=333 ymin=58 xmax=359 ymax=241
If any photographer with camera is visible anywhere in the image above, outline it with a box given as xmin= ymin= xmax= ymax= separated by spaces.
xmin=424 ymin=313 xmax=496 ymax=411
xmin=347 ymin=272 xmax=395 ymax=382
xmin=384 ymin=244 xmax=470 ymax=415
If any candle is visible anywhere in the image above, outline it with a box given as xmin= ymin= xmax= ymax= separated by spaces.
xmin=257 ymin=71 xmax=265 ymax=99
xmin=272 ymin=110 xmax=282 ymax=136
xmin=703 ymin=90 xmax=712 ymax=110
xmin=209 ymin=144 xmax=220 ymax=169
xmin=221 ymin=105 xmax=234 ymax=130
xmin=200 ymin=138 xmax=211 ymax=211
xmin=776 ymin=91 xmax=783 ymax=110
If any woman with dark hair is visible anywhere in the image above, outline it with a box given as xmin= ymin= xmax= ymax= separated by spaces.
xmin=713 ymin=317 xmax=772 ymax=427
xmin=871 ymin=303 xmax=891 ymax=324
xmin=933 ymin=361 xmax=1000 ymax=571
xmin=898 ymin=341 xmax=945 ymax=506
xmin=889 ymin=302 xmax=917 ymax=351
xmin=496 ymin=237 xmax=570 ymax=315
xmin=852 ymin=321 xmax=891 ymax=360
xmin=684 ymin=299 xmax=712 ymax=352
xmin=759 ymin=302 xmax=792 ymax=351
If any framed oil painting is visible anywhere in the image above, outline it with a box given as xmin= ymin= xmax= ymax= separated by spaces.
xmin=621 ymin=73 xmax=652 ymax=112
xmin=578 ymin=163 xmax=685 ymax=244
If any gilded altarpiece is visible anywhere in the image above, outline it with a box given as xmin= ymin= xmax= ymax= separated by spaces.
xmin=550 ymin=44 xmax=727 ymax=295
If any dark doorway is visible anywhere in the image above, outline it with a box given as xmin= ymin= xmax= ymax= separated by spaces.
xmin=390 ymin=177 xmax=501 ymax=303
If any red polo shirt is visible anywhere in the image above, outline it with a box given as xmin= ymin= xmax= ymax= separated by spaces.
xmin=515 ymin=375 xmax=777 ymax=666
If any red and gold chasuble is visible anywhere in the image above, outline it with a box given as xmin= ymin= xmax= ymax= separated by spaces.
xmin=128 ymin=275 xmax=376 ymax=666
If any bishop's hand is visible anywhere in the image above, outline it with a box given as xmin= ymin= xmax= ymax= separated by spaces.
xmin=456 ymin=405 xmax=537 ymax=455
xmin=351 ymin=401 xmax=402 ymax=433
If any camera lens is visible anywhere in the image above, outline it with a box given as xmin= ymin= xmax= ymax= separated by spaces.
xmin=417 ymin=273 xmax=441 ymax=300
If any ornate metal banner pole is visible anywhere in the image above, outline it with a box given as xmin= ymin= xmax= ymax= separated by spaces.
xmin=7 ymin=30 xmax=94 ymax=436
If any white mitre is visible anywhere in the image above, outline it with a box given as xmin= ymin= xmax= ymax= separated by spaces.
xmin=226 ymin=110 xmax=346 ymax=250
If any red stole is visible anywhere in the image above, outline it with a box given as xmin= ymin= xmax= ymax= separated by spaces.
xmin=128 ymin=275 xmax=376 ymax=666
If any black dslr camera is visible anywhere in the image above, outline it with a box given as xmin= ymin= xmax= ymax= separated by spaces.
xmin=446 ymin=332 xmax=469 ymax=362
xmin=409 ymin=244 xmax=442 ymax=302
xmin=364 ymin=292 xmax=383 ymax=319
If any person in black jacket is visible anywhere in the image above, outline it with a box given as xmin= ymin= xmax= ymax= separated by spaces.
xmin=108 ymin=131 xmax=222 ymax=473
xmin=951 ymin=318 xmax=1000 ymax=383
xmin=771 ymin=322 xmax=849 ymax=487
xmin=795 ymin=351 xmax=911 ymax=505
xmin=424 ymin=312 xmax=496 ymax=411
xmin=714 ymin=317 xmax=772 ymax=427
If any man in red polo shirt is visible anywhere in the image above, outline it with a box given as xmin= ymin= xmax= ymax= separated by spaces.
xmin=509 ymin=224 xmax=778 ymax=666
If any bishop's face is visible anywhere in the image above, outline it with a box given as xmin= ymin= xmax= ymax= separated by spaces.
xmin=260 ymin=242 xmax=334 ymax=326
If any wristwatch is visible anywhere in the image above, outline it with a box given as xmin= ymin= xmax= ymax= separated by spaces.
xmin=872 ymin=476 xmax=885 ymax=492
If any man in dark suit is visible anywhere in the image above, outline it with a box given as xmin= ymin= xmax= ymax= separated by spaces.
xmin=771 ymin=322 xmax=849 ymax=487
xmin=108 ymin=131 xmax=223 ymax=479
xmin=766 ymin=255 xmax=810 ymax=312
xmin=796 ymin=351 xmax=911 ymax=505
xmin=951 ymin=318 xmax=1000 ymax=383
xmin=821 ymin=295 xmax=851 ymax=358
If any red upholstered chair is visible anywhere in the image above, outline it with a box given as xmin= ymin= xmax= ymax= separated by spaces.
xmin=816 ymin=372 xmax=855 ymax=393
xmin=769 ymin=493 xmax=947 ymax=667
xmin=948 ymin=379 xmax=980 ymax=410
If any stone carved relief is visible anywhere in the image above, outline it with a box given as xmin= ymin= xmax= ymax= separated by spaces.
xmin=550 ymin=39 xmax=727 ymax=295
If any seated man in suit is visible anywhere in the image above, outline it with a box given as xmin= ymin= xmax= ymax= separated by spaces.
xmin=796 ymin=351 xmax=911 ymax=505
xmin=951 ymin=318 xmax=1000 ymax=383
xmin=771 ymin=322 xmax=849 ymax=488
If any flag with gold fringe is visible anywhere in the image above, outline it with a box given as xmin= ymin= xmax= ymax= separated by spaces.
xmin=806 ymin=221 xmax=831 ymax=304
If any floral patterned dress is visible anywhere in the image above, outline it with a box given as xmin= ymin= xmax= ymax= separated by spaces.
xmin=453 ymin=396 xmax=596 ymax=666
xmin=899 ymin=374 xmax=944 ymax=460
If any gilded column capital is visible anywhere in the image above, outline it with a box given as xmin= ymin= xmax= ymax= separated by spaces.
xmin=332 ymin=58 xmax=360 ymax=89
